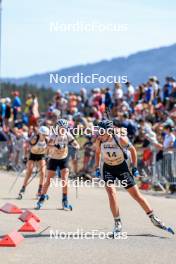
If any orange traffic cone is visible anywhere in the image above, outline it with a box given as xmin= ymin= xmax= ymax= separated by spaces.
xmin=0 ymin=231 xmax=24 ymax=247
xmin=18 ymin=218 xmax=39 ymax=232
xmin=19 ymin=210 xmax=40 ymax=223
xmin=0 ymin=203 xmax=22 ymax=214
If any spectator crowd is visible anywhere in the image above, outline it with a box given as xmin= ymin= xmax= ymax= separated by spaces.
xmin=0 ymin=76 xmax=176 ymax=191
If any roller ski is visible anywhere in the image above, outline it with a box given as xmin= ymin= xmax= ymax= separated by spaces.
xmin=149 ymin=213 xmax=175 ymax=235
xmin=17 ymin=186 xmax=25 ymax=200
xmin=35 ymin=194 xmax=49 ymax=210
xmin=112 ymin=217 xmax=122 ymax=238
xmin=62 ymin=198 xmax=73 ymax=211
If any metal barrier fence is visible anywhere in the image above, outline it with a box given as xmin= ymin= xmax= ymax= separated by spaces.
xmin=0 ymin=142 xmax=9 ymax=167
xmin=151 ymin=150 xmax=176 ymax=191
xmin=0 ymin=141 xmax=25 ymax=171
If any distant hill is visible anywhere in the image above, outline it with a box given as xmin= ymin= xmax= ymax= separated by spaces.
xmin=4 ymin=43 xmax=176 ymax=92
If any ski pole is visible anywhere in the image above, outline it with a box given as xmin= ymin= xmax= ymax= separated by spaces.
xmin=25 ymin=160 xmax=47 ymax=187
xmin=8 ymin=168 xmax=25 ymax=193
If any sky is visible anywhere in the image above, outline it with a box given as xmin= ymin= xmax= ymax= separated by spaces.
xmin=1 ymin=0 xmax=176 ymax=77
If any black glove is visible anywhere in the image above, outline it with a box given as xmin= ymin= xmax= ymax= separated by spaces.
xmin=45 ymin=156 xmax=49 ymax=162
xmin=55 ymin=144 xmax=61 ymax=149
xmin=23 ymin=157 xmax=28 ymax=165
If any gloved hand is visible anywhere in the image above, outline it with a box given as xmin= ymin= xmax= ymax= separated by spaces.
xmin=23 ymin=157 xmax=28 ymax=165
xmin=132 ymin=166 xmax=140 ymax=177
xmin=55 ymin=143 xmax=61 ymax=149
xmin=45 ymin=156 xmax=49 ymax=162
xmin=95 ymin=168 xmax=101 ymax=178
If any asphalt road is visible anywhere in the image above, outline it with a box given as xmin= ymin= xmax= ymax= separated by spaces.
xmin=0 ymin=171 xmax=176 ymax=264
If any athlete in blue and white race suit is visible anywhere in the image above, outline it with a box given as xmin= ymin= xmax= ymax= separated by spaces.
xmin=94 ymin=119 xmax=174 ymax=236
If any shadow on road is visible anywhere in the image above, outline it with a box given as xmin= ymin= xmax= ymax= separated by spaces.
xmin=0 ymin=197 xmax=37 ymax=201
xmin=0 ymin=232 xmax=168 ymax=240
xmin=24 ymin=233 xmax=169 ymax=240
xmin=127 ymin=234 xmax=168 ymax=239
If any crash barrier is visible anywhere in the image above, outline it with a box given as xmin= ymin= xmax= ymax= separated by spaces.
xmin=0 ymin=142 xmax=9 ymax=168
xmin=140 ymin=149 xmax=176 ymax=192
xmin=0 ymin=140 xmax=25 ymax=171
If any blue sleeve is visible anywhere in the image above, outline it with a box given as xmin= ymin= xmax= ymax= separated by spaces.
xmin=13 ymin=97 xmax=22 ymax=107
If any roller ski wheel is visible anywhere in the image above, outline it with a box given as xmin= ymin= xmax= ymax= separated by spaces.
xmin=163 ymin=226 xmax=175 ymax=235
xmin=17 ymin=193 xmax=23 ymax=200
xmin=62 ymin=200 xmax=73 ymax=211
xmin=17 ymin=187 xmax=25 ymax=200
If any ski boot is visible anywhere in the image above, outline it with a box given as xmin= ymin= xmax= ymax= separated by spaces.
xmin=149 ymin=214 xmax=175 ymax=235
xmin=112 ymin=217 xmax=122 ymax=238
xmin=62 ymin=198 xmax=73 ymax=211
xmin=35 ymin=194 xmax=49 ymax=210
xmin=17 ymin=186 xmax=25 ymax=200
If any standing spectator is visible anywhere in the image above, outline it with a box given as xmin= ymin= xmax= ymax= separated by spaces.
xmin=12 ymin=91 xmax=22 ymax=121
xmin=80 ymin=88 xmax=87 ymax=104
xmin=145 ymin=81 xmax=154 ymax=113
xmin=121 ymin=112 xmax=137 ymax=142
xmin=163 ymin=76 xmax=173 ymax=105
xmin=169 ymin=80 xmax=176 ymax=110
xmin=29 ymin=95 xmax=40 ymax=127
xmin=54 ymin=91 xmax=68 ymax=116
xmin=22 ymin=94 xmax=33 ymax=125
xmin=0 ymin=98 xmax=6 ymax=126
xmin=5 ymin=98 xmax=12 ymax=127
xmin=91 ymin=106 xmax=102 ymax=121
xmin=149 ymin=77 xmax=159 ymax=101
xmin=68 ymin=92 xmax=77 ymax=114
xmin=114 ymin=82 xmax=123 ymax=101
xmin=162 ymin=111 xmax=175 ymax=127
xmin=163 ymin=125 xmax=175 ymax=151
xmin=138 ymin=84 xmax=145 ymax=101
xmin=125 ymin=81 xmax=135 ymax=104
xmin=89 ymin=88 xmax=102 ymax=108
xmin=105 ymin=87 xmax=112 ymax=109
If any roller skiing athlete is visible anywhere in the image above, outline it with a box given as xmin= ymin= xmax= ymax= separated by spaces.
xmin=94 ymin=119 xmax=175 ymax=238
xmin=35 ymin=119 xmax=80 ymax=210
xmin=18 ymin=126 xmax=50 ymax=199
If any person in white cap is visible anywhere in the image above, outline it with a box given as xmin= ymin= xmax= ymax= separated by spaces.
xmin=17 ymin=126 xmax=50 ymax=199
